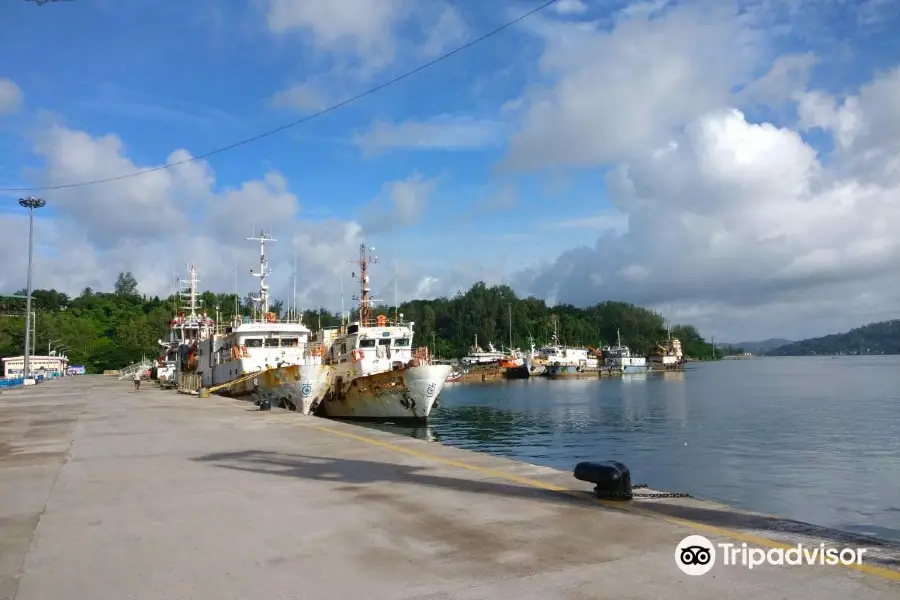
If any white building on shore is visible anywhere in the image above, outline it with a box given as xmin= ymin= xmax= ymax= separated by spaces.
xmin=2 ymin=355 xmax=70 ymax=378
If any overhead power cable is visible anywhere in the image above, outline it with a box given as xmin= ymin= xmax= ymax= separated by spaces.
xmin=2 ymin=0 xmax=560 ymax=193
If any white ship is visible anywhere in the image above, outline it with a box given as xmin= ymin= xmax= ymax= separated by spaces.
xmin=153 ymin=263 xmax=216 ymax=387
xmin=313 ymin=244 xmax=452 ymax=422
xmin=604 ymin=329 xmax=652 ymax=374
xmin=539 ymin=316 xmax=595 ymax=377
xmin=460 ymin=336 xmax=505 ymax=365
xmin=648 ymin=327 xmax=684 ymax=369
xmin=178 ymin=232 xmax=322 ymax=397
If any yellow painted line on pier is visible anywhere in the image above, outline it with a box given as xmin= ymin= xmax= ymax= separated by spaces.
xmin=284 ymin=418 xmax=900 ymax=583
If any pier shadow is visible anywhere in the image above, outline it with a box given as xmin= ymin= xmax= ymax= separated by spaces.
xmin=193 ymin=449 xmax=588 ymax=508
xmin=192 ymin=449 xmax=900 ymax=567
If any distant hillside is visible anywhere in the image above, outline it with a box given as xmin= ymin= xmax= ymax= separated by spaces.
xmin=732 ymin=338 xmax=794 ymax=354
xmin=765 ymin=320 xmax=900 ymax=356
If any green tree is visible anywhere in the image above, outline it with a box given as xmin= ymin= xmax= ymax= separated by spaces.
xmin=114 ymin=272 xmax=139 ymax=296
xmin=0 ymin=278 xmax=723 ymax=373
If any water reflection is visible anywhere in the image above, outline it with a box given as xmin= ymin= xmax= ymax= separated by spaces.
xmin=370 ymin=358 xmax=900 ymax=542
xmin=357 ymin=422 xmax=442 ymax=443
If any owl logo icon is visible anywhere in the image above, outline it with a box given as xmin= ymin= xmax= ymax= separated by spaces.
xmin=675 ymin=535 xmax=716 ymax=576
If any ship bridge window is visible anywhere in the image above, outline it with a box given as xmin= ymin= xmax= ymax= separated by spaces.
xmin=378 ymin=339 xmax=391 ymax=346
xmin=282 ymin=338 xmax=299 ymax=347
xmin=395 ymin=338 xmax=410 ymax=347
xmin=265 ymin=338 xmax=279 ymax=348
xmin=359 ymin=339 xmax=376 ymax=348
xmin=246 ymin=338 xmax=263 ymax=348
xmin=348 ymin=324 xmax=359 ymax=334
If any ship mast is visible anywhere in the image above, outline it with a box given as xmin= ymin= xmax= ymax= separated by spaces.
xmin=178 ymin=262 xmax=201 ymax=318
xmin=351 ymin=244 xmax=379 ymax=325
xmin=247 ymin=231 xmax=276 ymax=318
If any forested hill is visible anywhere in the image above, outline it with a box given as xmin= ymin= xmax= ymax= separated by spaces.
xmin=0 ymin=273 xmax=723 ymax=373
xmin=766 ymin=320 xmax=900 ymax=356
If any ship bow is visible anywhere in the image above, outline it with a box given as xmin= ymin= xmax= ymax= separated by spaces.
xmin=402 ymin=364 xmax=453 ymax=419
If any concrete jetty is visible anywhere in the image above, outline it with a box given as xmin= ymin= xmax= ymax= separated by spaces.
xmin=2 ymin=376 xmax=899 ymax=600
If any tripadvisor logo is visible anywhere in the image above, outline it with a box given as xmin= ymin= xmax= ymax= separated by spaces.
xmin=675 ymin=535 xmax=868 ymax=576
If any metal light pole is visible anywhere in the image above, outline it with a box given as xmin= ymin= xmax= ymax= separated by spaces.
xmin=19 ymin=196 xmax=46 ymax=380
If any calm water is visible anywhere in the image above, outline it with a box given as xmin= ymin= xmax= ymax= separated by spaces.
xmin=365 ymin=357 xmax=900 ymax=542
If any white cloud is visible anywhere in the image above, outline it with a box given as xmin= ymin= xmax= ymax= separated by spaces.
xmin=0 ymin=78 xmax=23 ymax=115
xmin=549 ymin=210 xmax=629 ymax=236
xmin=503 ymin=2 xmax=766 ymax=170
xmin=420 ymin=5 xmax=467 ymax=57
xmin=0 ymin=123 xmax=471 ymax=311
xmin=738 ymin=52 xmax=819 ymax=108
xmin=856 ymin=0 xmax=898 ymax=26
xmin=360 ymin=172 xmax=438 ymax=232
xmin=265 ymin=0 xmax=467 ymax=76
xmin=388 ymin=173 xmax=436 ymax=225
xmin=491 ymin=1 xmax=900 ymax=340
xmin=269 ymin=82 xmax=329 ymax=112
xmin=354 ymin=114 xmax=504 ymax=155
xmin=266 ymin=0 xmax=407 ymax=71
xmin=553 ymin=0 xmax=589 ymax=15
xmin=513 ymin=90 xmax=900 ymax=340
xmin=798 ymin=67 xmax=900 ymax=160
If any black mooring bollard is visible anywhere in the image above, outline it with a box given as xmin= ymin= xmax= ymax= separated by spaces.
xmin=573 ymin=461 xmax=633 ymax=500
xmin=258 ymin=397 xmax=272 ymax=411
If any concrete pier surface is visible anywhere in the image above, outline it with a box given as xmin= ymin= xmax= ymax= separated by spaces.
xmin=2 ymin=377 xmax=899 ymax=600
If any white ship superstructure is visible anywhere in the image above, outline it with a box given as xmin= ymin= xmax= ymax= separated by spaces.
xmin=460 ymin=336 xmax=505 ymax=365
xmin=604 ymin=329 xmax=651 ymax=374
xmin=155 ymin=263 xmax=216 ymax=386
xmin=539 ymin=316 xmax=593 ymax=376
xmin=180 ymin=232 xmax=322 ymax=396
xmin=315 ymin=244 xmax=451 ymax=421
xmin=649 ymin=327 xmax=684 ymax=369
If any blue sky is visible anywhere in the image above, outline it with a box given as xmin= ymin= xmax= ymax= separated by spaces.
xmin=1 ymin=0 xmax=900 ymax=341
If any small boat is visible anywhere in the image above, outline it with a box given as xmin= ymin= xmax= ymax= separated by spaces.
xmin=604 ymin=329 xmax=652 ymax=374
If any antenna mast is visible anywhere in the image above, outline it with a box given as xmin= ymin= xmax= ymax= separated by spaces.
xmin=247 ymin=230 xmax=276 ymax=318
xmin=232 ymin=255 xmax=239 ymax=323
xmin=178 ymin=261 xmax=200 ymax=317
xmin=350 ymin=244 xmax=379 ymax=325
xmin=508 ymin=303 xmax=512 ymax=351
xmin=393 ymin=248 xmax=399 ymax=324
xmin=292 ymin=249 xmax=297 ymax=322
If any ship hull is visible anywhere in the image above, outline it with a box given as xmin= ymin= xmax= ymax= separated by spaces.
xmin=502 ymin=364 xmax=531 ymax=379
xmin=319 ymin=364 xmax=453 ymax=422
xmin=215 ymin=364 xmax=304 ymax=397
xmin=543 ymin=363 xmax=586 ymax=378
xmin=256 ymin=364 xmax=333 ymax=413
xmin=622 ymin=364 xmax=652 ymax=374
xmin=649 ymin=356 xmax=684 ymax=371
xmin=503 ymin=356 xmax=534 ymax=379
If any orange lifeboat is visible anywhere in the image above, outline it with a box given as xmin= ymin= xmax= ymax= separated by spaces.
xmin=376 ymin=314 xmax=388 ymax=326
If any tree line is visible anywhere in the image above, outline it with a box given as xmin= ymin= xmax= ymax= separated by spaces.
xmin=0 ymin=272 xmax=730 ymax=374
xmin=764 ymin=320 xmax=900 ymax=356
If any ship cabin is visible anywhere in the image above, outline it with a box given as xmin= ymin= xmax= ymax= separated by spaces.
xmin=326 ymin=314 xmax=416 ymax=376
xmin=537 ymin=344 xmax=590 ymax=365
xmin=199 ymin=321 xmax=313 ymax=374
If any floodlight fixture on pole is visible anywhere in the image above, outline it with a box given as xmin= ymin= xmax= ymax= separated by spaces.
xmin=18 ymin=196 xmax=46 ymax=380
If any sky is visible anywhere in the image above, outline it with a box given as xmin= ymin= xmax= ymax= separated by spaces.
xmin=1 ymin=0 xmax=899 ymax=343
